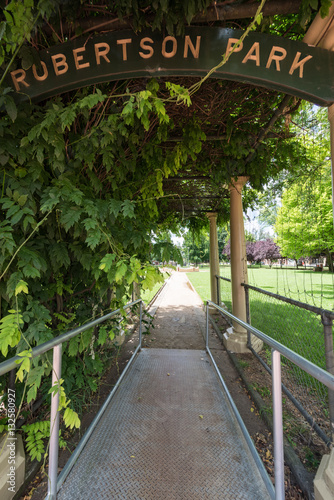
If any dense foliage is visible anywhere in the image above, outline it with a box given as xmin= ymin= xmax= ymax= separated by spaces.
xmin=222 ymin=238 xmax=281 ymax=266
xmin=181 ymin=226 xmax=228 ymax=265
xmin=275 ymin=165 xmax=334 ymax=270
xmin=1 ymin=0 xmax=333 ymax=463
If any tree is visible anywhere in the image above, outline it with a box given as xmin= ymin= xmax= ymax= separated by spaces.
xmin=253 ymin=239 xmax=281 ymax=267
xmin=246 ymin=241 xmax=257 ymax=263
xmin=151 ymin=231 xmax=183 ymax=265
xmin=182 ymin=229 xmax=210 ymax=265
xmin=222 ymin=240 xmax=231 ymax=261
xmin=275 ymin=166 xmax=334 ymax=271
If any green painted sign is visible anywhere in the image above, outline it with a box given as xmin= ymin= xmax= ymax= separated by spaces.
xmin=5 ymin=27 xmax=334 ymax=106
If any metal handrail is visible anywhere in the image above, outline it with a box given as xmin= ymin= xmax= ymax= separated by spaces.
xmin=0 ymin=299 xmax=142 ymax=377
xmin=206 ymin=300 xmax=334 ymax=500
xmin=0 ymin=299 xmax=143 ymax=500
xmin=207 ymin=300 xmax=334 ymax=389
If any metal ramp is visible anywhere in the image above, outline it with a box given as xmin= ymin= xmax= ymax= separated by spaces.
xmin=57 ymin=348 xmax=271 ymax=499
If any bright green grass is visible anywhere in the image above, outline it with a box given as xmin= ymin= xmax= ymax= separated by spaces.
xmin=188 ymin=265 xmax=334 ymax=312
xmin=187 ymin=266 xmax=334 ymax=378
xmin=141 ymin=272 xmax=170 ymax=305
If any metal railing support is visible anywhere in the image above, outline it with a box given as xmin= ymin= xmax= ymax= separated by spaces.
xmin=244 ymin=286 xmax=251 ymax=348
xmin=272 ymin=349 xmax=285 ymax=500
xmin=206 ymin=299 xmax=334 ymax=500
xmin=0 ymin=299 xmax=142 ymax=377
xmin=216 ymin=275 xmax=221 ymax=307
xmin=206 ymin=303 xmax=209 ymax=350
xmin=139 ymin=300 xmax=143 ymax=348
xmin=322 ymin=312 xmax=334 ymax=443
xmin=205 ymin=303 xmax=275 ymax=499
xmin=0 ymin=298 xmax=144 ymax=500
xmin=47 ymin=344 xmax=62 ymax=500
xmin=249 ymin=343 xmax=331 ymax=447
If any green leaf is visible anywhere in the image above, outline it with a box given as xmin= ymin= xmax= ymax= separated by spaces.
xmin=17 ymin=194 xmax=28 ymax=206
xmin=63 ymin=408 xmax=80 ymax=429
xmin=15 ymin=280 xmax=29 ymax=296
xmin=60 ymin=207 xmax=82 ymax=231
xmin=122 ymin=200 xmax=135 ymax=219
xmin=85 ymin=228 xmax=101 ymax=249
xmin=99 ymin=253 xmax=116 ymax=271
xmin=68 ymin=337 xmax=79 ymax=357
xmin=109 ymin=199 xmax=122 ymax=217
xmin=115 ymin=261 xmax=127 ymax=283
xmin=4 ymin=96 xmax=17 ymax=122
xmin=97 ymin=326 xmax=108 ymax=346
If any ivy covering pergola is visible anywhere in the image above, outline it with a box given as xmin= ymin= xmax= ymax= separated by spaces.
xmin=1 ymin=1 xmax=334 ymax=480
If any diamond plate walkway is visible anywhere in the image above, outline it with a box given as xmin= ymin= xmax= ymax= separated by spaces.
xmin=57 ymin=347 xmax=271 ymax=499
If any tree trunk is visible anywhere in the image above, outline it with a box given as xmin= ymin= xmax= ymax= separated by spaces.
xmin=326 ymin=250 xmax=334 ymax=273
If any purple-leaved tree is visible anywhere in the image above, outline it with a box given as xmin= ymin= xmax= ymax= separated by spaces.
xmin=222 ymin=240 xmax=231 ymax=261
xmin=254 ymin=239 xmax=281 ymax=267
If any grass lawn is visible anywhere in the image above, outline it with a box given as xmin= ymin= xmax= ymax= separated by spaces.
xmin=187 ymin=266 xmax=334 ymax=377
xmin=188 ymin=265 xmax=334 ymax=312
xmin=141 ymin=271 xmax=171 ymax=305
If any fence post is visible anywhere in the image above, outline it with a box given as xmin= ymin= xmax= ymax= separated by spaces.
xmin=139 ymin=300 xmax=143 ymax=349
xmin=244 ymin=285 xmax=251 ymax=348
xmin=216 ymin=276 xmax=221 ymax=307
xmin=47 ymin=344 xmax=62 ymax=500
xmin=272 ymin=349 xmax=285 ymax=500
xmin=206 ymin=301 xmax=209 ymax=350
xmin=322 ymin=312 xmax=334 ymax=443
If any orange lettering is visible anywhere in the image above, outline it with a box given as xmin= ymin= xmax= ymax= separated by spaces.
xmin=32 ymin=61 xmax=48 ymax=81
xmin=95 ymin=43 xmax=111 ymax=64
xmin=162 ymin=36 xmax=177 ymax=58
xmin=184 ymin=35 xmax=201 ymax=58
xmin=225 ymin=38 xmax=243 ymax=57
xmin=10 ymin=69 xmax=29 ymax=91
xmin=242 ymin=42 xmax=260 ymax=66
xmin=117 ymin=39 xmax=132 ymax=61
xmin=289 ymin=52 xmax=313 ymax=78
xmin=139 ymin=37 xmax=154 ymax=59
xmin=73 ymin=47 xmax=90 ymax=70
xmin=51 ymin=54 xmax=68 ymax=76
xmin=266 ymin=46 xmax=287 ymax=71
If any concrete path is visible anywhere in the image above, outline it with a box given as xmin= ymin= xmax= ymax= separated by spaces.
xmin=57 ymin=346 xmax=271 ymax=499
xmin=142 ymin=272 xmax=209 ymax=350
xmin=56 ymin=271 xmax=272 ymax=499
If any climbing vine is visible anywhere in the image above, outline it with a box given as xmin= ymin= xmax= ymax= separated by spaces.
xmin=0 ymin=0 xmax=332 ymax=463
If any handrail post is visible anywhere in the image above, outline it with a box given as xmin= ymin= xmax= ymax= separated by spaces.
xmin=47 ymin=345 xmax=62 ymax=500
xmin=244 ymin=285 xmax=251 ymax=348
xmin=139 ymin=300 xmax=143 ymax=349
xmin=206 ymin=301 xmax=209 ymax=350
xmin=272 ymin=349 xmax=285 ymax=500
xmin=322 ymin=312 xmax=334 ymax=443
xmin=216 ymin=275 xmax=221 ymax=307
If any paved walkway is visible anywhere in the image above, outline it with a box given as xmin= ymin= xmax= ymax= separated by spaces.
xmin=142 ymin=272 xmax=207 ymax=350
xmin=56 ymin=272 xmax=272 ymax=499
xmin=57 ymin=349 xmax=271 ymax=499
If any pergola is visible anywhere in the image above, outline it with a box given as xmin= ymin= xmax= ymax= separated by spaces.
xmin=3 ymin=2 xmax=334 ymax=498
xmin=5 ymin=0 xmax=334 ymax=354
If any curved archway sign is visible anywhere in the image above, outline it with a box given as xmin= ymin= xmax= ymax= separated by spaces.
xmin=7 ymin=27 xmax=334 ymax=106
